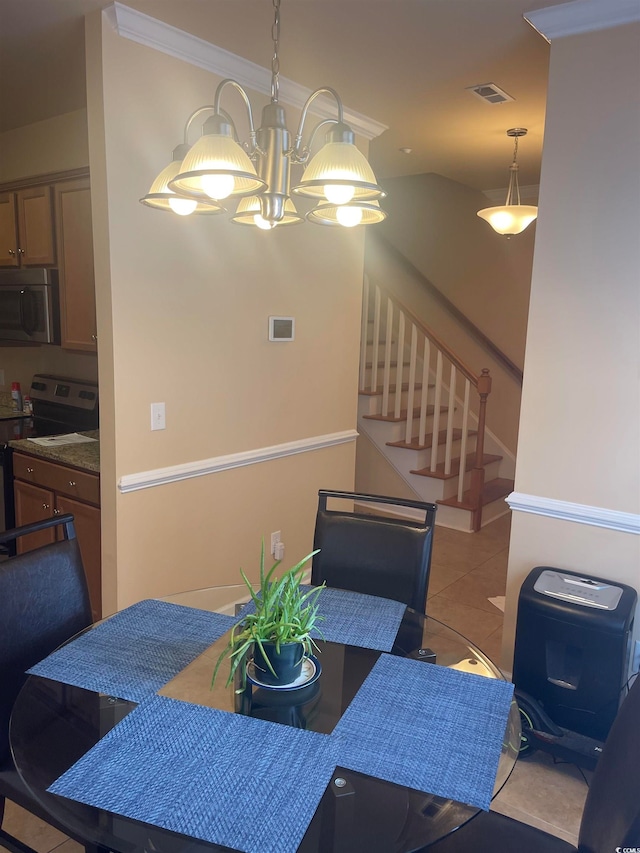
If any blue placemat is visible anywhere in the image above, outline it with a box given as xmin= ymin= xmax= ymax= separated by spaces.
xmin=28 ymin=599 xmax=236 ymax=703
xmin=49 ymin=695 xmax=339 ymax=853
xmin=239 ymin=586 xmax=406 ymax=652
xmin=333 ymin=654 xmax=514 ymax=810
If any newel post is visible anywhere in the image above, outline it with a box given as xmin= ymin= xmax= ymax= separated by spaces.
xmin=470 ymin=368 xmax=492 ymax=532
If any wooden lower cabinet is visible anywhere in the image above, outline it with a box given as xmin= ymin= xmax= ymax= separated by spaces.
xmin=13 ymin=453 xmax=101 ymax=621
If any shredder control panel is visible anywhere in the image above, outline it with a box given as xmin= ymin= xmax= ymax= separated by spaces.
xmin=533 ymin=570 xmax=624 ymax=610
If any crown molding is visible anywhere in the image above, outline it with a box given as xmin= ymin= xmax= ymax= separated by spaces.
xmin=105 ymin=2 xmax=387 ymax=141
xmin=525 ymin=0 xmax=640 ymax=43
xmin=506 ymin=492 xmax=640 ymax=534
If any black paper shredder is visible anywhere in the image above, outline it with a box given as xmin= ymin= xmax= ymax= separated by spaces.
xmin=513 ymin=566 xmax=637 ymax=741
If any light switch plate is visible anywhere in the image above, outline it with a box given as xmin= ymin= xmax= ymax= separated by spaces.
xmin=151 ymin=402 xmax=166 ymax=431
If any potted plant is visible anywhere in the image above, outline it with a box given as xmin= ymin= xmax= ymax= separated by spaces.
xmin=212 ymin=542 xmax=325 ymax=691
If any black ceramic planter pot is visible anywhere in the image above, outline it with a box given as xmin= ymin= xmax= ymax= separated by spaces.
xmin=253 ymin=641 xmax=304 ymax=685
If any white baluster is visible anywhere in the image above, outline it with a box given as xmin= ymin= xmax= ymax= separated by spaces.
xmin=405 ymin=324 xmax=418 ymax=445
xmin=371 ymin=286 xmax=381 ymax=393
xmin=382 ymin=298 xmax=393 ymax=416
xmin=419 ymin=336 xmax=431 ymax=447
xmin=359 ymin=275 xmax=370 ymax=392
xmin=444 ymin=363 xmax=456 ymax=475
xmin=458 ymin=379 xmax=471 ymax=502
xmin=430 ymin=350 xmax=443 ymax=472
xmin=394 ymin=312 xmax=405 ymax=420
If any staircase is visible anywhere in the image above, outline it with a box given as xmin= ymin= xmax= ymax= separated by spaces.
xmin=357 ymin=277 xmax=514 ymax=532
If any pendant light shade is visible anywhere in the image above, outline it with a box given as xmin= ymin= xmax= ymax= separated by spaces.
xmin=169 ymin=116 xmax=266 ymax=201
xmin=140 ymin=145 xmax=225 ymax=215
xmin=293 ymin=123 xmax=384 ymax=202
xmin=231 ymin=196 xmax=303 ymax=228
xmin=476 ymin=205 xmax=538 ymax=236
xmin=477 ymin=128 xmax=538 ymax=236
xmin=306 ymin=199 xmax=387 ymax=227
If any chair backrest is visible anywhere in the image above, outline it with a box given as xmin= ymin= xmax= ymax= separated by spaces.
xmin=311 ymin=490 xmax=437 ymax=613
xmin=0 ymin=514 xmax=92 ymax=763
xmin=578 ymin=674 xmax=640 ymax=851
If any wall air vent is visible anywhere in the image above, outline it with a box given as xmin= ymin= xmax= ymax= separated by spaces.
xmin=466 ymin=83 xmax=514 ymax=105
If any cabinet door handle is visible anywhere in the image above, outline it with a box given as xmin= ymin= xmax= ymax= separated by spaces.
xmin=18 ymin=248 xmax=25 ymax=255
xmin=8 ymin=249 xmax=15 ymax=256
xmin=69 ymin=480 xmax=77 ymax=487
xmin=91 ymin=334 xmax=97 ymax=342
xmin=53 ymin=508 xmax=60 ymax=515
xmin=26 ymin=467 xmax=34 ymax=473
xmin=42 ymin=503 xmax=50 ymax=510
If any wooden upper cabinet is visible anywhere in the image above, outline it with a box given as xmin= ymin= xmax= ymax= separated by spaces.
xmin=54 ymin=178 xmax=97 ymax=352
xmin=0 ymin=193 xmax=19 ymax=266
xmin=0 ymin=187 xmax=56 ymax=267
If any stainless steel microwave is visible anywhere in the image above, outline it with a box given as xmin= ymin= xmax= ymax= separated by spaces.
xmin=0 ymin=268 xmax=60 ymax=344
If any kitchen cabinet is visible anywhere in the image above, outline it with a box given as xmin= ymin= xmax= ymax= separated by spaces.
xmin=0 ymin=186 xmax=56 ymax=268
xmin=13 ymin=452 xmax=101 ymax=620
xmin=54 ymin=178 xmax=97 ymax=352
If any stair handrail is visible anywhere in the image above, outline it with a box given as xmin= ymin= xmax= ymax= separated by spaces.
xmin=361 ymin=277 xmax=493 ymax=531
xmin=380 ymin=284 xmax=480 ymax=387
xmin=370 ymin=232 xmax=523 ymax=386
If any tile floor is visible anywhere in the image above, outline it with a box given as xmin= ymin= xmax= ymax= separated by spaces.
xmin=2 ymin=513 xmax=590 ymax=850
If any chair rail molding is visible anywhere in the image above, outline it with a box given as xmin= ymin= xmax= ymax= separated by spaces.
xmin=104 ymin=2 xmax=387 ymax=141
xmin=118 ymin=429 xmax=358 ymax=493
xmin=506 ymin=492 xmax=640 ymax=534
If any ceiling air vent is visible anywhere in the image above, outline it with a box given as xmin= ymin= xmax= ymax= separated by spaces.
xmin=466 ymin=83 xmax=514 ymax=105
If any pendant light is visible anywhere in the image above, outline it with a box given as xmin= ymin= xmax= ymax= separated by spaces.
xmin=477 ymin=128 xmax=538 ymax=235
xmin=141 ymin=0 xmax=385 ymax=229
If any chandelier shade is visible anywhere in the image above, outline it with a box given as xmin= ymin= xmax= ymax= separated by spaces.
xmin=168 ymin=118 xmax=266 ymax=201
xmin=139 ymin=145 xmax=226 ymax=215
xmin=306 ymin=199 xmax=387 ymax=227
xmin=293 ymin=124 xmax=385 ymax=202
xmin=231 ymin=195 xmax=303 ymax=228
xmin=477 ymin=128 xmax=538 ymax=236
xmin=140 ymin=0 xmax=385 ymax=230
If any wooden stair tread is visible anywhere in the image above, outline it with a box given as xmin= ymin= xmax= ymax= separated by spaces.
xmin=363 ymin=405 xmax=449 ymax=423
xmin=437 ymin=478 xmax=515 ymax=510
xmin=410 ymin=452 xmax=502 ymax=480
xmin=387 ymin=428 xmax=477 ymax=451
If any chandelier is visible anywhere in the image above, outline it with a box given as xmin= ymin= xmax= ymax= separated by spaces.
xmin=140 ymin=0 xmax=386 ymax=229
xmin=477 ymin=128 xmax=538 ymax=235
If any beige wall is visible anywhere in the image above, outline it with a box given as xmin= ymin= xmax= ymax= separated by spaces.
xmin=366 ymin=172 xmax=534 ymax=451
xmin=86 ymin=12 xmax=366 ymax=613
xmin=503 ymin=22 xmax=640 ymax=671
xmin=0 ymin=110 xmax=89 ymax=182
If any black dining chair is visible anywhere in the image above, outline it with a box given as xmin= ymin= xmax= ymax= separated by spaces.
xmin=424 ymin=674 xmax=640 ymax=852
xmin=311 ymin=490 xmax=437 ymax=614
xmin=0 ymin=514 xmax=96 ymax=853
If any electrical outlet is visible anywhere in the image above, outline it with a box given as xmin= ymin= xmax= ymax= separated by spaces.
xmin=150 ymin=402 xmax=166 ymax=431
xmin=632 ymin=640 xmax=640 ymax=674
xmin=270 ymin=530 xmax=281 ymax=557
xmin=274 ymin=541 xmax=285 ymax=561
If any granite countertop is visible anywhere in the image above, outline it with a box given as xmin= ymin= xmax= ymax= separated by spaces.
xmin=9 ymin=430 xmax=100 ymax=474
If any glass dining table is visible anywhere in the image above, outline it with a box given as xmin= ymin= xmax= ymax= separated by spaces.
xmin=9 ymin=584 xmax=520 ymax=853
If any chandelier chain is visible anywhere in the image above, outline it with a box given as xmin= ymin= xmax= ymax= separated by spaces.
xmin=271 ymin=0 xmax=281 ymax=103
